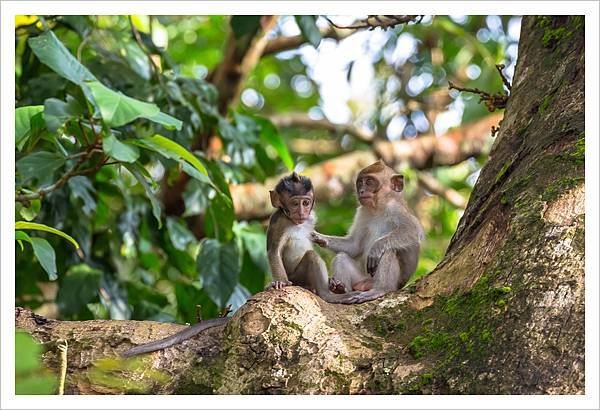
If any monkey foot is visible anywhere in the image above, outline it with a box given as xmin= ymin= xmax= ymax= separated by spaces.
xmin=329 ymin=278 xmax=347 ymax=294
xmin=266 ymin=280 xmax=293 ymax=291
xmin=339 ymin=289 xmax=385 ymax=304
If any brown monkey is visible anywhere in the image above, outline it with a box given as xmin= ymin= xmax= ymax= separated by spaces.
xmin=312 ymin=160 xmax=424 ymax=304
xmin=266 ymin=172 xmax=341 ymax=302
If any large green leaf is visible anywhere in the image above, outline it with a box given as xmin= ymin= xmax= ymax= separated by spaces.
xmin=230 ymin=16 xmax=262 ymax=38
xmin=15 ymin=332 xmax=57 ymax=395
xmin=28 ymin=30 xmax=96 ymax=85
xmin=43 ymin=96 xmax=83 ymax=133
xmin=15 ymin=106 xmax=44 ymax=149
xmin=56 ymin=264 xmax=102 ymax=316
xmin=255 ymin=117 xmax=294 ymax=171
xmin=85 ymin=81 xmax=182 ymax=129
xmin=124 ymin=163 xmax=162 ymax=228
xmin=16 ymin=231 xmax=57 ymax=281
xmin=197 ymin=239 xmax=240 ymax=307
xmin=134 ymin=134 xmax=209 ymax=177
xmin=295 ymin=16 xmax=322 ymax=48
xmin=103 ymin=133 xmax=140 ymax=163
xmin=16 ymin=151 xmax=65 ymax=184
xmin=15 ymin=221 xmax=81 ymax=252
xmin=85 ymin=80 xmax=158 ymax=126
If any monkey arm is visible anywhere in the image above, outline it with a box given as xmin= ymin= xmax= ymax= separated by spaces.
xmin=366 ymin=230 xmax=421 ymax=275
xmin=312 ymin=231 xmax=362 ymax=258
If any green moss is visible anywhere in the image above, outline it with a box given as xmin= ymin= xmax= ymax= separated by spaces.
xmin=495 ymin=161 xmax=511 ymax=184
xmin=543 ymin=176 xmax=584 ymax=201
xmin=538 ymin=94 xmax=552 ymax=114
xmin=542 ymin=26 xmax=569 ymax=47
xmin=562 ymin=138 xmax=585 ymax=165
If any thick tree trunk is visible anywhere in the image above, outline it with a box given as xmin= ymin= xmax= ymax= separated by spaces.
xmin=16 ymin=16 xmax=585 ymax=394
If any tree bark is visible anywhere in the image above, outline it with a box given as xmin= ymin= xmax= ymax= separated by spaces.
xmin=16 ymin=16 xmax=585 ymax=394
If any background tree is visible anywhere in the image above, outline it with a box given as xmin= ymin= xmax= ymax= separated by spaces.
xmin=13 ymin=15 xmax=584 ymax=396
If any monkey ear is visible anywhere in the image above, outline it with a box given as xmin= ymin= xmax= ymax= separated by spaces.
xmin=270 ymin=190 xmax=282 ymax=208
xmin=391 ymin=174 xmax=404 ymax=192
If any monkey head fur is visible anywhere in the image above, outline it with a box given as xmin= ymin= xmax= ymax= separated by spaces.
xmin=356 ymin=160 xmax=404 ymax=209
xmin=270 ymin=172 xmax=314 ymax=225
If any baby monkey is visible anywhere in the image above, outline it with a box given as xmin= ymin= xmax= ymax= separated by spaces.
xmin=266 ymin=172 xmax=339 ymax=302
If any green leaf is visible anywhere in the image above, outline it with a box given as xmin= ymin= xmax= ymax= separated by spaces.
xmin=230 ymin=16 xmax=262 ymax=38
xmin=134 ymin=134 xmax=209 ymax=177
xmin=16 ymin=106 xmax=44 ymax=149
xmin=256 ymin=117 xmax=294 ymax=170
xmin=28 ymin=30 xmax=96 ymax=85
xmin=68 ymin=176 xmax=96 ymax=216
xmin=16 ymin=151 xmax=65 ymax=185
xmin=226 ymin=283 xmax=251 ymax=312
xmin=236 ymin=223 xmax=269 ymax=272
xmin=56 ymin=264 xmax=102 ymax=316
xmin=166 ymin=217 xmax=196 ymax=251
xmin=295 ymin=16 xmax=322 ymax=48
xmin=144 ymin=111 xmax=183 ymax=131
xmin=15 ymin=221 xmax=81 ymax=251
xmin=85 ymin=80 xmax=159 ymax=127
xmin=103 ymin=133 xmax=140 ymax=163
xmin=197 ymin=239 xmax=240 ymax=307
xmin=43 ymin=96 xmax=83 ymax=133
xmin=123 ymin=163 xmax=162 ymax=228
xmin=30 ymin=237 xmax=57 ymax=281
xmin=19 ymin=199 xmax=41 ymax=221
xmin=15 ymin=332 xmax=43 ymax=373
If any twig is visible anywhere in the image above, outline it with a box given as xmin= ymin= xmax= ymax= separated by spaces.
xmin=15 ymin=144 xmax=104 ymax=203
xmin=325 ymin=15 xmax=423 ymax=31
xmin=417 ymin=172 xmax=468 ymax=209
xmin=495 ymin=64 xmax=512 ymax=91
xmin=195 ymin=305 xmax=203 ymax=323
xmin=56 ymin=339 xmax=68 ymax=395
xmin=219 ymin=304 xmax=232 ymax=318
xmin=448 ymin=80 xmax=508 ymax=112
xmin=269 ymin=113 xmax=374 ymax=143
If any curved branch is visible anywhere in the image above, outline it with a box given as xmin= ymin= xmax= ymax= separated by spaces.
xmin=269 ymin=112 xmax=374 ymax=142
xmin=417 ymin=172 xmax=468 ymax=209
xmin=325 ymin=15 xmax=424 ymax=31
xmin=262 ymin=26 xmax=349 ymax=56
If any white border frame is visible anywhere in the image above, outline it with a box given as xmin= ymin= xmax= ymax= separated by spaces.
xmin=1 ymin=2 xmax=599 ymax=409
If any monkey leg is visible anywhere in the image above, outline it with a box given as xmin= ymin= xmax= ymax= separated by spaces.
xmin=331 ymin=252 xmax=370 ymax=293
xmin=289 ymin=250 xmax=331 ymax=296
xmin=339 ymin=250 xmax=400 ymax=304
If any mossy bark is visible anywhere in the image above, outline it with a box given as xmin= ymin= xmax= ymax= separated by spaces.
xmin=16 ymin=16 xmax=585 ymax=394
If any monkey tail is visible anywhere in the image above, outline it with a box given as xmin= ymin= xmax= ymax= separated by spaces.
xmin=121 ymin=317 xmax=229 ymax=358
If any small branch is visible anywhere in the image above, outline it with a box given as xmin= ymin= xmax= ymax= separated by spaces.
xmin=269 ymin=113 xmax=374 ymax=143
xmin=448 ymin=80 xmax=508 ymax=112
xmin=325 ymin=15 xmax=423 ymax=31
xmin=495 ymin=64 xmax=512 ymax=91
xmin=417 ymin=172 xmax=468 ymax=209
xmin=262 ymin=26 xmax=349 ymax=56
xmin=15 ymin=145 xmax=104 ymax=203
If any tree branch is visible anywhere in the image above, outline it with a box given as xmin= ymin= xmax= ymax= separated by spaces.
xmin=230 ymin=113 xmax=502 ymax=220
xmin=417 ymin=172 xmax=468 ymax=209
xmin=262 ymin=26 xmax=349 ymax=56
xmin=269 ymin=112 xmax=374 ymax=143
xmin=325 ymin=15 xmax=424 ymax=31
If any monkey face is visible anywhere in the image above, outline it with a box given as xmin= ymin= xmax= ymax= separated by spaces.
xmin=282 ymin=193 xmax=314 ymax=224
xmin=356 ymin=174 xmax=381 ymax=207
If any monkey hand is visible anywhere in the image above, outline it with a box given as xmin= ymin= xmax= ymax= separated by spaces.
xmin=266 ymin=280 xmax=293 ymax=291
xmin=310 ymin=232 xmax=328 ymax=247
xmin=366 ymin=244 xmax=385 ymax=276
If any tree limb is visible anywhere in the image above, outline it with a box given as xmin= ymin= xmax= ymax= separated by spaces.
xmin=325 ymin=15 xmax=424 ymax=31
xmin=269 ymin=112 xmax=375 ymax=142
xmin=417 ymin=172 xmax=468 ymax=209
xmin=231 ymin=113 xmax=501 ymax=220
xmin=262 ymin=26 xmax=349 ymax=56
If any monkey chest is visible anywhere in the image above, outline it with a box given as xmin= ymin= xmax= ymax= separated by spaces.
xmin=282 ymin=227 xmax=313 ymax=270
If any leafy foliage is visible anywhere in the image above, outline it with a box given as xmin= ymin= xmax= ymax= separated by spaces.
xmin=15 ymin=332 xmax=57 ymax=394
xmin=15 ymin=15 xmax=513 ymax=328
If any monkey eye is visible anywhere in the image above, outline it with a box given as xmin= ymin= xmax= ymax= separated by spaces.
xmin=302 ymin=200 xmax=310 ymax=207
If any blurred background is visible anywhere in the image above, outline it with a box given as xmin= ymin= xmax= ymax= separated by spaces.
xmin=14 ymin=15 xmax=519 ymax=327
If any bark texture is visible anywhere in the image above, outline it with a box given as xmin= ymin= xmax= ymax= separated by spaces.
xmin=16 ymin=16 xmax=585 ymax=394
